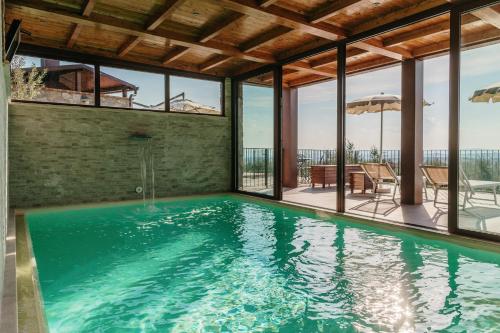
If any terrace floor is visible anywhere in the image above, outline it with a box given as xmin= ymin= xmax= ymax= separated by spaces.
xmin=283 ymin=184 xmax=500 ymax=236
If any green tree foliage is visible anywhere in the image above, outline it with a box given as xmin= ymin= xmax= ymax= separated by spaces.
xmin=10 ymin=56 xmax=47 ymax=100
xmin=369 ymin=145 xmax=380 ymax=162
xmin=346 ymin=140 xmax=360 ymax=164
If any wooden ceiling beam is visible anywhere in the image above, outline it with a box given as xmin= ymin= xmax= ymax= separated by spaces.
xmin=162 ymin=46 xmax=190 ymax=64
xmin=347 ymin=57 xmax=399 ymax=75
xmin=383 ymin=20 xmax=449 ymax=47
xmin=308 ymin=0 xmax=362 ymax=24
xmin=199 ymin=54 xmax=232 ymax=71
xmin=7 ymin=0 xmax=275 ymax=64
xmin=120 ymin=1 xmax=187 ymax=58
xmin=21 ymin=36 xmax=203 ymax=74
xmin=309 ymin=53 xmax=337 ymax=68
xmin=289 ymin=56 xmax=399 ymax=87
xmin=218 ymin=0 xmax=419 ymax=61
xmin=354 ymin=39 xmax=412 ymax=60
xmin=66 ymin=0 xmax=95 ymax=48
xmin=81 ymin=0 xmax=95 ymax=17
xmin=118 ymin=36 xmax=142 ymax=57
xmin=260 ymin=0 xmax=279 ymax=8
xmin=216 ymin=0 xmax=347 ymax=39
xmin=67 ymin=24 xmax=83 ymax=48
xmin=146 ymin=0 xmax=187 ymax=31
xmin=198 ymin=12 xmax=246 ymax=43
xmin=239 ymin=26 xmax=293 ymax=52
xmin=351 ymin=0 xmax=445 ymax=35
xmin=412 ymin=26 xmax=500 ymax=57
xmin=383 ymin=14 xmax=479 ymax=47
xmin=471 ymin=7 xmax=500 ymax=30
xmin=288 ymin=74 xmax=329 ymax=87
xmin=308 ymin=48 xmax=367 ymax=68
xmin=285 ymin=61 xmax=337 ymax=78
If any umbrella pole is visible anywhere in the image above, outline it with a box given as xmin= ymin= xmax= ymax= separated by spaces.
xmin=379 ymin=103 xmax=384 ymax=164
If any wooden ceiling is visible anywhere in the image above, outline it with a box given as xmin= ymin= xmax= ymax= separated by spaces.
xmin=5 ymin=0 xmax=500 ymax=87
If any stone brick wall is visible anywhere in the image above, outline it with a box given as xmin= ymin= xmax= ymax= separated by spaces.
xmin=8 ymin=86 xmax=231 ymax=207
xmin=32 ymin=87 xmax=131 ymax=108
xmin=0 ymin=0 xmax=9 ymax=310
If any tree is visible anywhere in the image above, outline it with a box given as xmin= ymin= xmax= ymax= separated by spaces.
xmin=369 ymin=145 xmax=380 ymax=162
xmin=10 ymin=56 xmax=47 ymax=100
xmin=346 ymin=140 xmax=360 ymax=164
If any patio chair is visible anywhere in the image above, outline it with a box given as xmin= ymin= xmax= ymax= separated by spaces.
xmin=360 ymin=163 xmax=400 ymax=200
xmin=460 ymin=167 xmax=500 ymax=207
xmin=419 ymin=165 xmax=448 ymax=207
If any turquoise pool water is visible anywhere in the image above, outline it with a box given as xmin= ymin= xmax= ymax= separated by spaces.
xmin=27 ymin=195 xmax=500 ymax=332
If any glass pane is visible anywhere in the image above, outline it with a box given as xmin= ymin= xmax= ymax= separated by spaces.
xmin=282 ymin=79 xmax=337 ymax=210
xmin=11 ymin=55 xmax=95 ymax=105
xmin=100 ymin=67 xmax=164 ymax=110
xmin=458 ymin=3 xmax=500 ymax=237
xmin=170 ymin=76 xmax=222 ymax=115
xmin=423 ymin=54 xmax=450 ymax=219
xmin=345 ymin=64 xmax=402 ymax=220
xmin=237 ymin=71 xmax=275 ymax=196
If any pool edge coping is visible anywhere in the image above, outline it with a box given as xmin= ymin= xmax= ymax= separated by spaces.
xmin=14 ymin=212 xmax=48 ymax=333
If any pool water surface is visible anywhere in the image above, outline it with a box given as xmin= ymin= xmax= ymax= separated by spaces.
xmin=27 ymin=195 xmax=500 ymax=332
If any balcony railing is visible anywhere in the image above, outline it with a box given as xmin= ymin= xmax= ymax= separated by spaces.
xmin=241 ymin=148 xmax=500 ymax=188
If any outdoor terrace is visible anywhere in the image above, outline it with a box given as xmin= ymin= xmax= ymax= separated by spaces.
xmin=242 ymin=148 xmax=500 ymax=236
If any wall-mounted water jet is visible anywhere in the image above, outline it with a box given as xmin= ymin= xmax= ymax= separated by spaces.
xmin=129 ymin=132 xmax=155 ymax=207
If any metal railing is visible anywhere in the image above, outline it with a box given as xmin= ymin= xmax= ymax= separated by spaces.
xmin=241 ymin=148 xmax=274 ymax=190
xmin=241 ymin=148 xmax=500 ymax=187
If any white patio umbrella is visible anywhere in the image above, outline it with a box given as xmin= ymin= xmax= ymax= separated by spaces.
xmin=346 ymin=92 xmax=430 ymax=163
xmin=347 ymin=93 xmax=401 ymax=163
xmin=470 ymin=82 xmax=500 ymax=103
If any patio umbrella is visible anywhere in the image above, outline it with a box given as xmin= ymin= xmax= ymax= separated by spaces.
xmin=346 ymin=93 xmax=430 ymax=163
xmin=346 ymin=93 xmax=401 ymax=163
xmin=470 ymin=82 xmax=500 ymax=103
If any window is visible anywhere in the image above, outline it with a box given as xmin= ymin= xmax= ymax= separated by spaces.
xmin=10 ymin=55 xmax=95 ymax=105
xmin=458 ymin=3 xmax=500 ymax=237
xmin=237 ymin=71 xmax=275 ymax=196
xmin=169 ymin=76 xmax=222 ymax=115
xmin=11 ymin=55 xmax=224 ymax=116
xmin=100 ymin=67 xmax=164 ymax=110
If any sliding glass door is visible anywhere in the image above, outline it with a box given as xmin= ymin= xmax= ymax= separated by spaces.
xmin=236 ymin=69 xmax=279 ymax=198
xmin=457 ymin=1 xmax=500 ymax=239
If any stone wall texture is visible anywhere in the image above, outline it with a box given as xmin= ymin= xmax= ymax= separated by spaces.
xmin=0 ymin=0 xmax=9 ymax=310
xmin=32 ymin=87 xmax=131 ymax=108
xmin=9 ymin=92 xmax=231 ymax=207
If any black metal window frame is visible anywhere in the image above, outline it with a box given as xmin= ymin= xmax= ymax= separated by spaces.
xmin=449 ymin=0 xmax=500 ymax=243
xmin=13 ymin=43 xmax=226 ymax=117
xmin=232 ymin=65 xmax=283 ymax=200
xmin=231 ymin=0 xmax=500 ymax=243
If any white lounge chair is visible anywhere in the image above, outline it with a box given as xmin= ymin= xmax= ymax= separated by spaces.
xmin=460 ymin=168 xmax=500 ymax=207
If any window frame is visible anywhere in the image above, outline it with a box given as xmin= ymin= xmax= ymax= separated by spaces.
xmin=168 ymin=74 xmax=224 ymax=116
xmin=12 ymin=44 xmax=225 ymax=117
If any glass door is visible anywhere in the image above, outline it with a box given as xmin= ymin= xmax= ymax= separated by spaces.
xmin=457 ymin=1 xmax=500 ymax=239
xmin=236 ymin=69 xmax=278 ymax=198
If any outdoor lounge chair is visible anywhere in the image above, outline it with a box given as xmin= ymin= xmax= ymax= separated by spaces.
xmin=419 ymin=165 xmax=448 ymax=207
xmin=460 ymin=167 xmax=500 ymax=207
xmin=360 ymin=162 xmax=400 ymax=200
